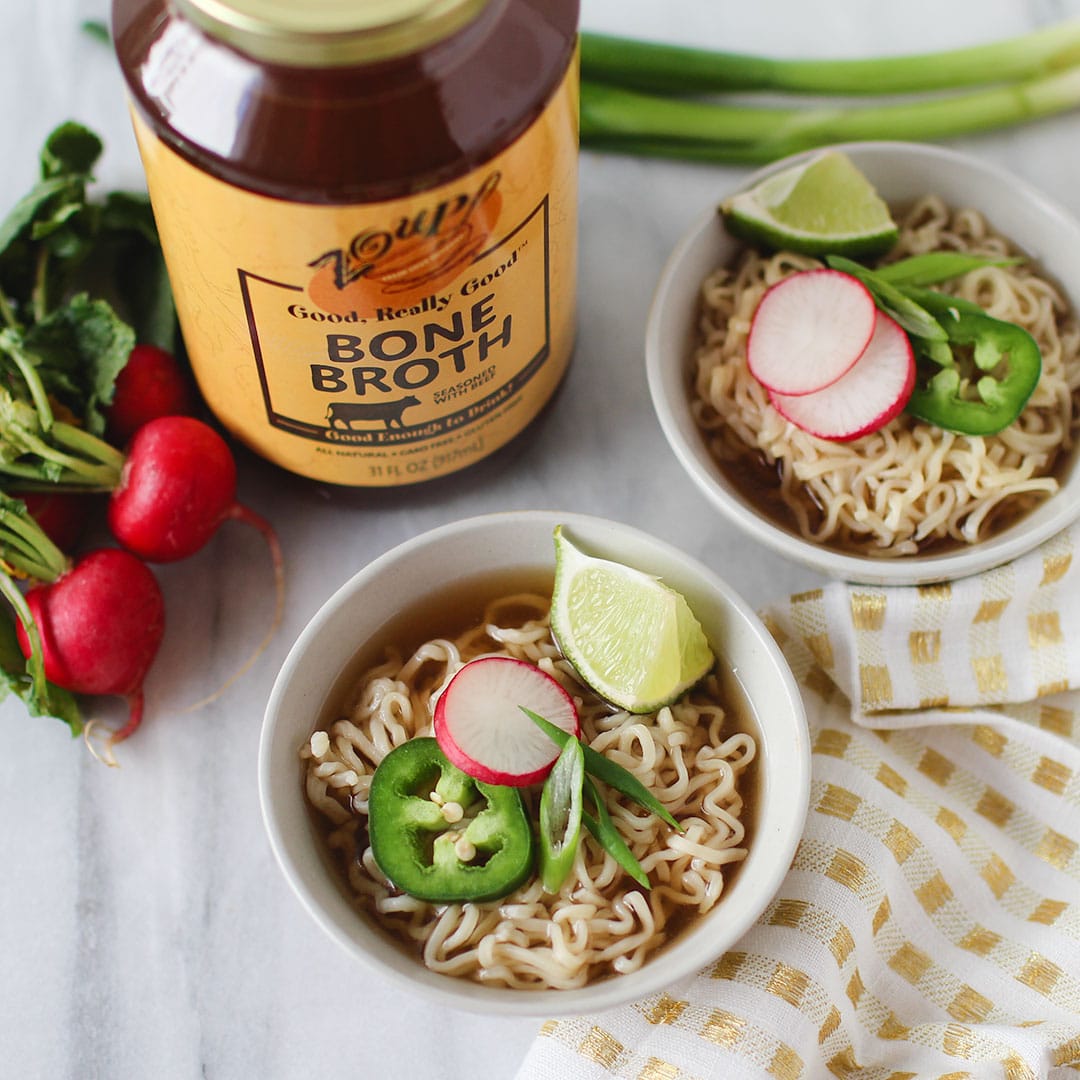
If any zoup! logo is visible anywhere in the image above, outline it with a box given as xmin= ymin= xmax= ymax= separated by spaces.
xmin=306 ymin=172 xmax=502 ymax=316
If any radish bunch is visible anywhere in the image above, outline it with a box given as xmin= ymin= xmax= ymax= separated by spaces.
xmin=0 ymin=124 xmax=283 ymax=752
xmin=747 ymin=268 xmax=915 ymax=441
xmin=10 ymin=345 xmax=283 ymax=751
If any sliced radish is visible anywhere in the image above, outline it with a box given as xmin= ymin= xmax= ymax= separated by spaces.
xmin=769 ymin=309 xmax=915 ymax=442
xmin=434 ymin=657 xmax=580 ymax=787
xmin=747 ymin=269 xmax=876 ymax=396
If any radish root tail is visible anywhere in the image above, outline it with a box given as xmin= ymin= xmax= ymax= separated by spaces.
xmin=177 ymin=502 xmax=285 ymax=715
xmin=83 ymin=718 xmax=121 ymax=768
xmin=108 ymin=690 xmax=146 ymax=745
xmin=83 ymin=690 xmax=147 ymax=765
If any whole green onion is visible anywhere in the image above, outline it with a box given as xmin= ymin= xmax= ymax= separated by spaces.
xmin=581 ymin=23 xmax=1080 ymax=96
xmin=578 ymin=22 xmax=1080 ymax=165
xmin=580 ymin=68 xmax=1080 ymax=165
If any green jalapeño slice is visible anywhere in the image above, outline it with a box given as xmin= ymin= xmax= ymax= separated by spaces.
xmin=901 ymin=289 xmax=1042 ymax=436
xmin=368 ymin=738 xmax=535 ymax=904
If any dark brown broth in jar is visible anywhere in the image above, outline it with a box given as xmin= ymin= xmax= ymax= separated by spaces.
xmin=112 ymin=0 xmax=579 ymax=202
xmin=112 ymin=0 xmax=580 ymax=486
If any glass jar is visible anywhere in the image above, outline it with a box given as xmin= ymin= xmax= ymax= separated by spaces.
xmin=112 ymin=0 xmax=580 ymax=485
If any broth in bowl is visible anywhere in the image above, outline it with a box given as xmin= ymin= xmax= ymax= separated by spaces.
xmin=259 ymin=511 xmax=808 ymax=1016
xmin=692 ymin=194 xmax=1080 ymax=559
xmin=646 ymin=142 xmax=1080 ymax=586
xmin=302 ymin=565 xmax=758 ymax=990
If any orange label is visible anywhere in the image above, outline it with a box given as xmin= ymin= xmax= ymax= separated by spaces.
xmin=132 ymin=63 xmax=578 ymax=485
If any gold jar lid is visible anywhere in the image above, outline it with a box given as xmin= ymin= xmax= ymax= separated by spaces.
xmin=174 ymin=0 xmax=493 ymax=67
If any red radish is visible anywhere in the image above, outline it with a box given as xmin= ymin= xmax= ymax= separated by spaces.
xmin=107 ymin=416 xmax=280 ymax=564
xmin=107 ymin=415 xmax=284 ymax=717
xmin=15 ymin=548 xmax=165 ymax=743
xmin=21 ymin=491 xmax=94 ymax=552
xmin=769 ymin=309 xmax=915 ymax=442
xmin=106 ymin=344 xmax=194 ymax=446
xmin=434 ymin=657 xmax=580 ymax=786
xmin=747 ymin=269 xmax=876 ymax=396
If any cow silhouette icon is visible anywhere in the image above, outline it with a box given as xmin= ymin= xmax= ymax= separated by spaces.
xmin=326 ymin=395 xmax=420 ymax=430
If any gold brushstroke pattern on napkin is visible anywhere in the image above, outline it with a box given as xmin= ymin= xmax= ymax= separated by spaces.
xmin=517 ymin=531 xmax=1080 ymax=1079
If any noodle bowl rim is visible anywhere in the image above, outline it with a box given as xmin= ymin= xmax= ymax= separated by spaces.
xmin=646 ymin=140 xmax=1080 ymax=585
xmin=258 ymin=510 xmax=809 ymax=1016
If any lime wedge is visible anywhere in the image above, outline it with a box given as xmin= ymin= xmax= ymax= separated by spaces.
xmin=722 ymin=150 xmax=898 ymax=258
xmin=550 ymin=527 xmax=714 ymax=713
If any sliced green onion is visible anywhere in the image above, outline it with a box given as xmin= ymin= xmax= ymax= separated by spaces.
xmin=581 ymin=23 xmax=1080 ymax=96
xmin=875 ymin=252 xmax=1022 ymax=288
xmin=826 ymin=255 xmax=946 ymax=342
xmin=521 ymin=706 xmax=683 ymax=831
xmin=582 ymin=778 xmax=650 ymax=890
xmin=539 ymin=737 xmax=584 ymax=893
xmin=895 ymin=285 xmax=993 ymax=320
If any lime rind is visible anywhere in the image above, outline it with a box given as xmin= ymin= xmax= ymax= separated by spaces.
xmin=722 ymin=150 xmax=899 ymax=259
xmin=551 ymin=527 xmax=715 ymax=713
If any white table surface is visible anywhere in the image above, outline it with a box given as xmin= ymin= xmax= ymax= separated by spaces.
xmin=4 ymin=1 xmax=1080 ymax=1077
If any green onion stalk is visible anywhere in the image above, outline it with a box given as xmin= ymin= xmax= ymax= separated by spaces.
xmin=579 ymin=22 xmax=1080 ymax=163
xmin=581 ymin=22 xmax=1080 ymax=96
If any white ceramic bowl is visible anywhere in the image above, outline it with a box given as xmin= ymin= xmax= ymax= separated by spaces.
xmin=647 ymin=141 xmax=1080 ymax=586
xmin=259 ymin=510 xmax=809 ymax=1017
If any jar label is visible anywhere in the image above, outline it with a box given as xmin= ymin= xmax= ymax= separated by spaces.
xmin=131 ymin=61 xmax=578 ymax=485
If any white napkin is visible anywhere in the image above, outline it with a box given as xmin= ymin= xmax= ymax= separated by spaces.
xmin=517 ymin=529 xmax=1080 ymax=1078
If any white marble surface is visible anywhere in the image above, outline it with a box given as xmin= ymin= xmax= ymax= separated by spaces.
xmin=3 ymin=1 xmax=1080 ymax=1077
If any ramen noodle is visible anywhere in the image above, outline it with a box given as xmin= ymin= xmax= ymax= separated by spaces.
xmin=302 ymin=590 xmax=755 ymax=990
xmin=691 ymin=196 xmax=1080 ymax=557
